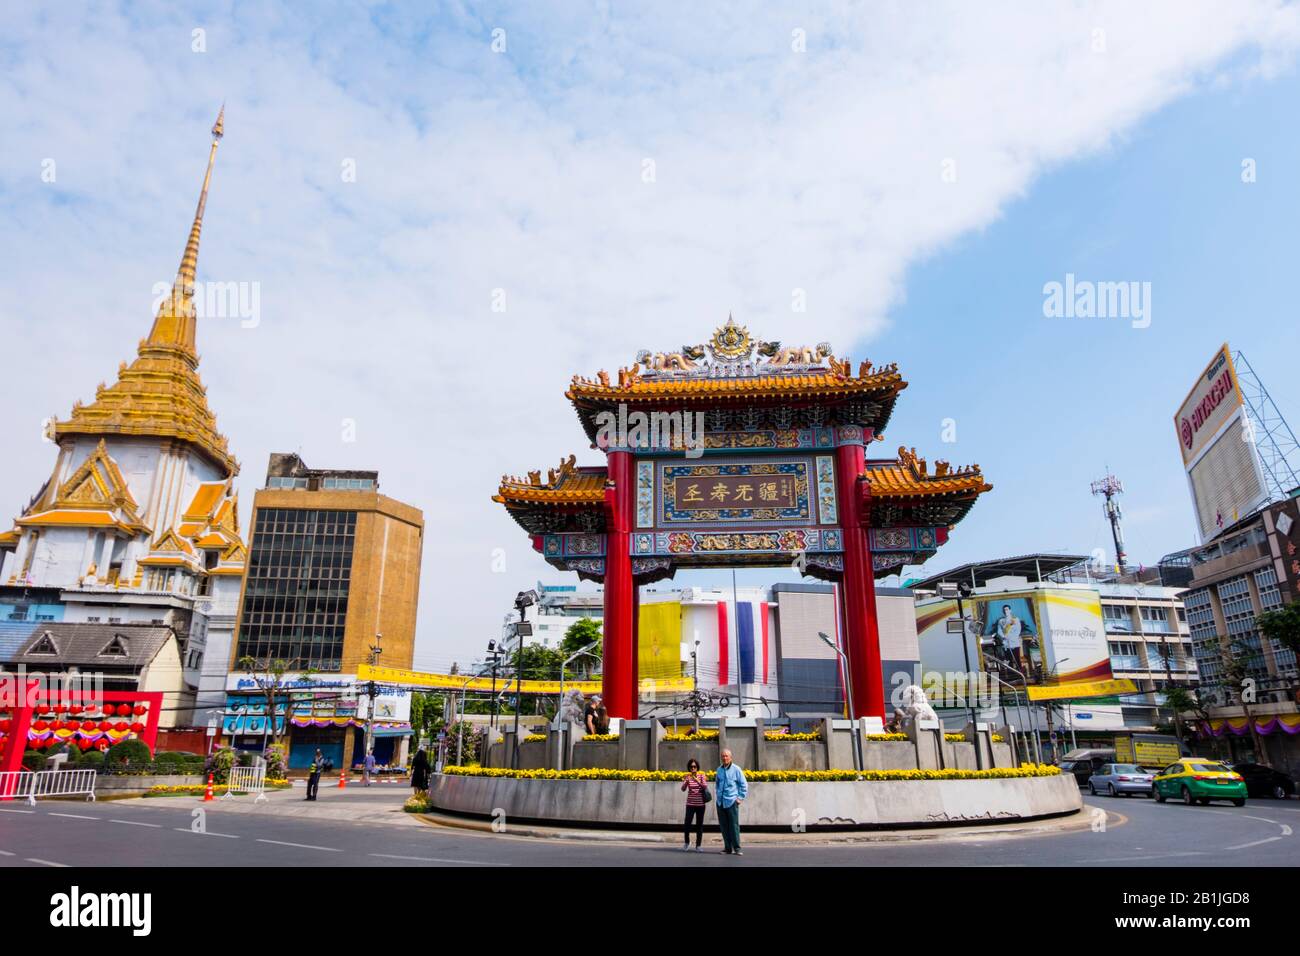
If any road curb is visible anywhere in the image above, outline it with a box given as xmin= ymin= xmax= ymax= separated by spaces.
xmin=417 ymin=807 xmax=1096 ymax=845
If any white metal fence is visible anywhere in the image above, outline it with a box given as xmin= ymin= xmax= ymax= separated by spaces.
xmin=0 ymin=769 xmax=96 ymax=806
xmin=224 ymin=764 xmax=268 ymax=802
xmin=0 ymin=771 xmax=35 ymax=803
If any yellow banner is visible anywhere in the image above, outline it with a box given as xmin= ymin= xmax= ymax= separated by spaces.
xmin=1025 ymin=678 xmax=1139 ymax=702
xmin=356 ymin=664 xmax=694 ymax=695
xmin=639 ymin=600 xmax=684 ymax=683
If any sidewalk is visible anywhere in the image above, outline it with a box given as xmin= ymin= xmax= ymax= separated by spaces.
xmin=114 ymin=777 xmax=425 ymax=827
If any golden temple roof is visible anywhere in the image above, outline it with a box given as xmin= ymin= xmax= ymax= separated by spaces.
xmin=567 ymin=359 xmax=905 ymax=405
xmin=865 ymin=446 xmax=992 ymax=499
xmin=54 ymin=107 xmax=238 ymax=476
xmin=494 ymin=454 xmax=607 ymax=508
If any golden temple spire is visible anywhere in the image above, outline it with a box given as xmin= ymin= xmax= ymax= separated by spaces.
xmin=144 ymin=106 xmax=224 ymax=359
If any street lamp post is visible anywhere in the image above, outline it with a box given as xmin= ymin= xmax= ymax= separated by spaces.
xmin=363 ymin=634 xmax=382 ymax=768
xmin=937 ymin=582 xmax=982 ymax=770
xmin=818 ymin=632 xmax=862 ymax=774
xmin=511 ymin=590 xmax=538 ymax=770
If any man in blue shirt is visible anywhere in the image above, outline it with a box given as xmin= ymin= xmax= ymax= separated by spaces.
xmin=715 ymin=749 xmax=748 ymax=855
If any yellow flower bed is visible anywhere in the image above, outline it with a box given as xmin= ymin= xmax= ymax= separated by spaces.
xmin=663 ymin=729 xmax=719 ymax=742
xmin=441 ymin=764 xmax=1060 ymax=783
xmin=579 ymin=733 xmax=619 ymax=741
xmin=763 ymin=731 xmax=820 ymax=741
xmin=523 ymin=734 xmax=547 ymax=743
xmin=865 ymin=733 xmax=908 ymax=741
xmin=145 ymin=779 xmax=291 ymax=797
xmin=944 ymin=733 xmax=1007 ymax=743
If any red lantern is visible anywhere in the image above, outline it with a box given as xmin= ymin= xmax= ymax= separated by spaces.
xmin=114 ymin=721 xmax=128 ymax=733
xmin=116 ymin=704 xmax=130 ymax=717
xmin=32 ymin=720 xmax=48 ymax=732
xmin=49 ymin=720 xmax=62 ymax=731
xmin=79 ymin=739 xmax=93 ymax=751
xmin=54 ymin=704 xmax=66 ymax=714
xmin=129 ymin=722 xmax=145 ymax=734
xmin=97 ymin=720 xmax=111 ymax=732
xmin=30 ymin=738 xmax=45 ymax=750
xmin=69 ymin=705 xmax=82 ymax=715
xmin=0 ymin=719 xmax=9 ymax=733
xmin=133 ymin=705 xmax=147 ymax=716
xmin=81 ymin=720 xmax=96 ymax=732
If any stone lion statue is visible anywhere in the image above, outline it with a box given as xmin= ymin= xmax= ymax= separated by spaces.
xmin=558 ymin=688 xmax=586 ymax=726
xmin=896 ymin=684 xmax=939 ymax=728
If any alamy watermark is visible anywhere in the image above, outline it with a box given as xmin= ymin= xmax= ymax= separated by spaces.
xmin=595 ymin=404 xmax=706 ymax=459
xmin=0 ymin=666 xmax=104 ymax=710
xmin=1042 ymin=273 xmax=1150 ymax=329
xmin=151 ymin=280 xmax=260 ymax=328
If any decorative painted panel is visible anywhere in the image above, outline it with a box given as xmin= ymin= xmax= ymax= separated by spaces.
xmin=635 ymin=460 xmax=655 ymax=528
xmin=658 ymin=459 xmax=811 ymax=525
xmin=815 ymin=455 xmax=837 ymax=525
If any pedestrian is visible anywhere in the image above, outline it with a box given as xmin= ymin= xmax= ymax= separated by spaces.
xmin=584 ymin=694 xmax=602 ymax=735
xmin=363 ymin=748 xmax=376 ymax=787
xmin=680 ymin=758 xmax=709 ymax=851
xmin=411 ymin=747 xmax=430 ymax=794
xmin=714 ymin=748 xmax=747 ymax=855
xmin=305 ymin=748 xmax=324 ymax=801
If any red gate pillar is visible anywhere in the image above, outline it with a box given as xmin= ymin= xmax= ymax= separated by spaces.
xmin=602 ymin=451 xmax=638 ymax=719
xmin=835 ymin=436 xmax=885 ymax=721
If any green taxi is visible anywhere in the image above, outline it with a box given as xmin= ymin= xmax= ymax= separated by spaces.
xmin=1152 ymin=758 xmax=1247 ymax=806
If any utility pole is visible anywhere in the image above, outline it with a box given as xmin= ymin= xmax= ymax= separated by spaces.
xmin=485 ymin=640 xmax=503 ymax=728
xmin=1090 ymin=473 xmax=1127 ymax=572
xmin=363 ymin=633 xmax=382 ymax=764
xmin=511 ymin=590 xmax=538 ymax=770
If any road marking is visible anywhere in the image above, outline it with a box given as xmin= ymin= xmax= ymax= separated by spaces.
xmin=256 ymin=839 xmax=341 ymax=852
xmin=1077 ymin=851 xmax=1204 ymax=863
xmin=48 ymin=812 xmax=98 ymax=821
xmin=0 ymin=808 xmax=33 ymax=814
xmin=174 ymin=828 xmax=239 ymax=838
xmin=25 ymin=858 xmax=68 ymax=867
xmin=1225 ymin=835 xmax=1286 ymax=850
xmin=0 ymin=850 xmax=14 ymax=856
xmin=110 ymin=819 xmax=161 ymax=828
xmin=368 ymin=853 xmax=508 ymax=866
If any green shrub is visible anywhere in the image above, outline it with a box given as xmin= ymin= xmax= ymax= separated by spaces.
xmin=21 ymin=750 xmax=47 ymax=771
xmin=152 ymin=751 xmax=185 ymax=774
xmin=104 ymin=739 xmax=152 ymax=769
xmin=80 ymin=749 xmax=106 ymax=769
xmin=204 ymin=746 xmax=235 ymax=784
xmin=45 ymin=743 xmax=78 ymax=765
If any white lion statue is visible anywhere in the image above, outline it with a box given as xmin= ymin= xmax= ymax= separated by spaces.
xmin=558 ymin=688 xmax=586 ymax=726
xmin=897 ymin=684 xmax=939 ymax=728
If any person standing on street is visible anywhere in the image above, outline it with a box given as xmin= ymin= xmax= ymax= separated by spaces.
xmin=363 ymin=748 xmax=377 ymax=786
xmin=411 ymin=747 xmax=431 ymax=794
xmin=680 ymin=758 xmax=709 ymax=851
xmin=305 ymin=748 xmax=324 ymax=801
xmin=714 ymin=748 xmax=747 ymax=855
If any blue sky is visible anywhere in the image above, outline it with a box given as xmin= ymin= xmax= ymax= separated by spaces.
xmin=1 ymin=3 xmax=1298 ymax=667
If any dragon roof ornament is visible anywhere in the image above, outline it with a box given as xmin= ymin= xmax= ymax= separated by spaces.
xmin=628 ymin=314 xmax=841 ymax=381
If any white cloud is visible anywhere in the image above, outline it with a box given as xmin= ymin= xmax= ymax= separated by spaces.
xmin=0 ymin=1 xmax=1296 ymax=667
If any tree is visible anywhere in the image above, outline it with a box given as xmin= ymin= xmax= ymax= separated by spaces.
xmin=1256 ymin=601 xmax=1300 ymax=669
xmin=410 ymin=691 xmax=448 ymax=745
xmin=1220 ymin=642 xmax=1268 ymax=766
xmin=1161 ymin=685 xmax=1204 ymax=755
xmin=508 ymin=642 xmax=565 ymax=716
xmin=560 ymin=617 xmax=603 ymax=675
xmin=237 ymin=656 xmax=314 ymax=746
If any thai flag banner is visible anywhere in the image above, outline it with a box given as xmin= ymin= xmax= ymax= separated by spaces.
xmin=735 ymin=601 xmax=770 ymax=686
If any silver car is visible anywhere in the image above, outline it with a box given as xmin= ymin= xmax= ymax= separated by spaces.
xmin=1087 ymin=763 xmax=1154 ymax=797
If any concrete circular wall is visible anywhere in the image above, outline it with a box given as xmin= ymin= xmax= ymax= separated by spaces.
xmin=428 ymin=773 xmax=1082 ymax=831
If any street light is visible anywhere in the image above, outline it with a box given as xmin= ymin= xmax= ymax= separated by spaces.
xmin=984 ymin=655 xmax=1042 ymax=764
xmin=936 ymin=581 xmax=982 ymax=770
xmin=818 ymin=631 xmax=862 ymax=773
xmin=511 ymin=590 xmax=538 ymax=769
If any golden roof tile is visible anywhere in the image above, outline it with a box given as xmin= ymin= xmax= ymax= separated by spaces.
xmin=493 ymin=454 xmax=607 ymax=508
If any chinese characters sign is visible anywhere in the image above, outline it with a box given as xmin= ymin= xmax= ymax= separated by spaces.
xmin=660 ymin=460 xmax=810 ymax=524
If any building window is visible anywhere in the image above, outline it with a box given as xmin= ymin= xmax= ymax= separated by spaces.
xmin=235 ymin=507 xmax=356 ymax=671
xmin=1102 ymin=604 xmax=1134 ymax=632
xmin=1139 ymin=606 xmax=1171 ymax=633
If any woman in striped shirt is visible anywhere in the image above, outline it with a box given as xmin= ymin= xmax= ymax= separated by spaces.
xmin=681 ymin=759 xmax=708 ymax=851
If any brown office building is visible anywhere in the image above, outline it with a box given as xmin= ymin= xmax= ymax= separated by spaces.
xmin=229 ymin=453 xmax=424 ymax=769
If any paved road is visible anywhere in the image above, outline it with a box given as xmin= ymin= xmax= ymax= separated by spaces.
xmin=1 ymin=785 xmax=1297 ymax=867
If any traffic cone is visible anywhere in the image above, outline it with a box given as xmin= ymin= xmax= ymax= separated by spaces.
xmin=203 ymin=773 xmax=214 ymax=802
xmin=338 ymin=771 xmax=346 ymax=789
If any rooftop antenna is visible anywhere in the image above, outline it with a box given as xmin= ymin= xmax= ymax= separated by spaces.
xmin=1090 ymin=472 xmax=1127 ymax=572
